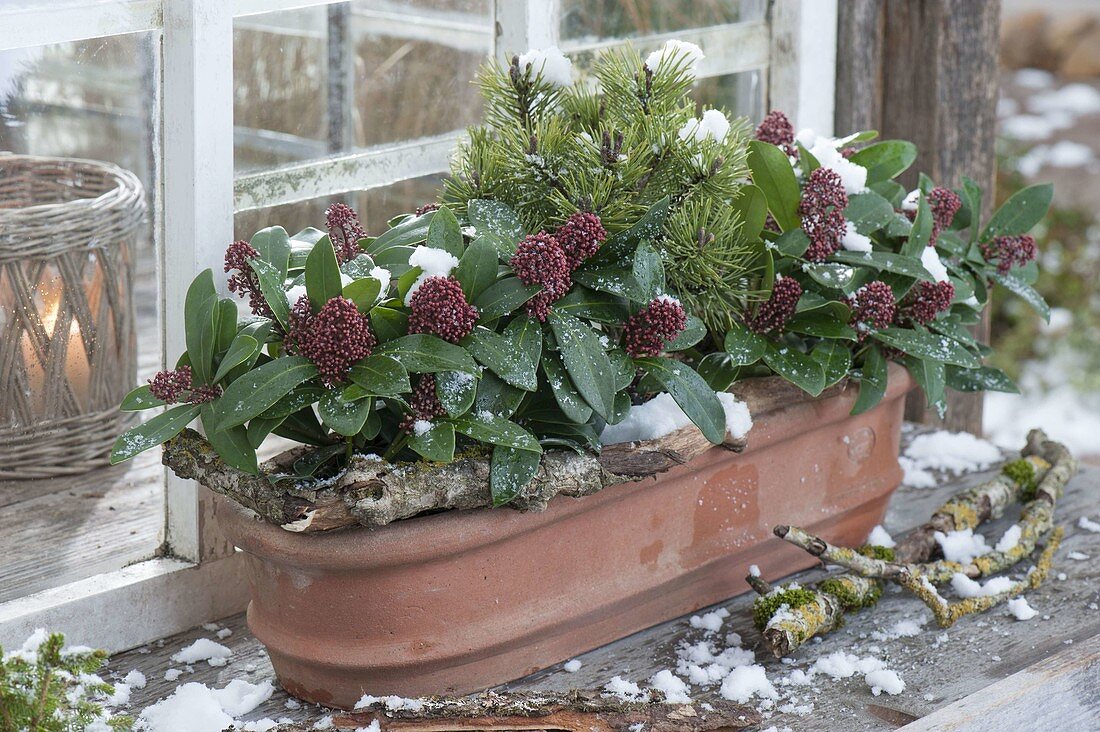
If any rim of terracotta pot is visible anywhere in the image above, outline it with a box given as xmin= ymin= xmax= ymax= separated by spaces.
xmin=216 ymin=363 xmax=914 ymax=571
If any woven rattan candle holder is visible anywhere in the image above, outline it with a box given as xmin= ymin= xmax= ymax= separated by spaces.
xmin=0 ymin=154 xmax=146 ymax=480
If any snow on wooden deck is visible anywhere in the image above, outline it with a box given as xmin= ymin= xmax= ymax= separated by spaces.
xmin=107 ymin=431 xmax=1100 ymax=730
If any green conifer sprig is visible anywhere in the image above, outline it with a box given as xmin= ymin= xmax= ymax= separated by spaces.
xmin=663 ymin=197 xmax=768 ymax=333
xmin=444 ymin=41 xmax=760 ymax=328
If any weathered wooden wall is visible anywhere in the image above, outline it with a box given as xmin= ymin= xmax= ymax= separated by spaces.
xmin=835 ymin=0 xmax=1002 ymax=434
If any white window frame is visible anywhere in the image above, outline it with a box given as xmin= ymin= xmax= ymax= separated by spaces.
xmin=0 ymin=0 xmax=835 ymax=652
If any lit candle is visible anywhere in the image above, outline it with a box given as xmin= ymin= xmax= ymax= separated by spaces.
xmin=19 ymin=282 xmax=91 ymax=416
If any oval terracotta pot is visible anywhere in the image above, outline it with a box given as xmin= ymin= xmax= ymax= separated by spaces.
xmin=215 ymin=364 xmax=913 ymax=709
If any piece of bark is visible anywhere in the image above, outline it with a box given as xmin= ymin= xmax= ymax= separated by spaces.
xmin=322 ymin=690 xmax=760 ymax=731
xmin=163 ymin=416 xmax=747 ymax=532
xmin=759 ymin=575 xmax=882 ymax=658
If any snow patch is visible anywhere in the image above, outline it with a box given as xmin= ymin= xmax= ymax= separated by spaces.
xmin=517 ymin=47 xmax=573 ymax=88
xmin=170 ymin=639 xmax=232 ymax=667
xmin=934 ymin=528 xmax=991 ymax=564
xmin=867 ymin=525 xmax=896 ymax=548
xmin=564 ymin=659 xmax=582 ymax=673
xmin=601 ymin=392 xmax=751 ymax=444
xmin=136 ymin=680 xmax=273 ymax=732
xmin=950 ymin=573 xmax=1014 ymax=598
xmin=649 ymin=670 xmax=692 ymax=704
xmin=719 ymin=665 xmax=778 ymax=703
xmin=995 ymin=525 xmax=1022 ymax=553
xmin=404 ymin=246 xmax=460 ymax=305
xmin=678 ymin=109 xmax=730 ymax=143
xmin=1007 ymin=597 xmax=1038 ymax=621
xmin=841 ymin=221 xmax=872 ymax=252
xmin=900 ymin=430 xmax=1001 ymax=487
xmin=645 ymin=40 xmax=704 ymax=75
xmin=1078 ymin=516 xmax=1100 ymax=534
xmin=920 ymin=246 xmax=950 ymax=283
xmin=794 ymin=128 xmax=868 ymax=194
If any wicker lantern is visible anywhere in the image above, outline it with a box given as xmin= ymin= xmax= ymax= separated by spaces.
xmin=0 ymin=155 xmax=146 ymax=479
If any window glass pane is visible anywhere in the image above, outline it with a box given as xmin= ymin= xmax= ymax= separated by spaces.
xmin=696 ymin=69 xmax=764 ymax=124
xmin=233 ymin=0 xmax=491 ymax=174
xmin=0 ymin=31 xmax=163 ymax=602
xmin=560 ymin=0 xmax=766 ymax=44
xmin=235 ymin=174 xmax=443 ymax=247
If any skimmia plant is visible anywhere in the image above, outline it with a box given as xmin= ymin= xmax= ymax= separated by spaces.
xmin=727 ymin=113 xmax=1051 ymax=414
xmin=113 ymin=199 xmax=727 ymax=505
xmin=113 ymin=39 xmax=1051 ymax=507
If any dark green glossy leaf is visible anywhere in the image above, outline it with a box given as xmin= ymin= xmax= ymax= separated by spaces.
xmin=367 ymin=209 xmax=434 ymax=255
xmin=467 ymin=199 xmax=524 ymax=244
xmin=343 ymin=277 xmax=381 ymax=312
xmin=731 ymin=184 xmax=768 ymax=239
xmin=213 ymin=334 xmax=259 ymax=384
xmin=990 ymin=271 xmax=1051 ymax=322
xmin=723 ymin=324 xmax=767 ymax=365
xmin=490 ymin=445 xmax=541 ymax=506
xmin=831 ymin=250 xmax=934 ymax=281
xmin=318 ymin=391 xmax=372 ymax=436
xmin=542 ymin=353 xmax=592 ymax=423
xmin=811 ymin=340 xmax=852 ymax=387
xmin=666 ymin=314 xmax=707 ymax=351
xmin=849 ymin=140 xmax=917 ymax=184
xmin=376 ymin=334 xmax=479 ymax=374
xmin=184 ymin=270 xmax=218 ymax=384
xmin=803 ymin=262 xmax=857 ymax=290
xmin=774 ymin=228 xmax=809 ymax=258
xmin=903 ymin=356 xmax=946 ymax=411
xmin=453 ymin=236 xmax=499 ymax=301
xmin=945 ymin=365 xmax=1019 ymax=393
xmin=473 ymin=277 xmax=540 ymax=322
xmin=120 ymin=384 xmax=165 ymax=411
xmin=215 ymin=356 xmax=319 ymax=428
xmin=871 ymin=327 xmax=980 ymax=368
xmin=632 ymin=240 xmax=665 ymax=301
xmin=697 ymin=352 xmax=739 ymax=391
xmin=633 ymin=357 xmax=726 ymax=444
xmin=845 ymin=191 xmax=896 ymax=233
xmin=249 ymin=258 xmax=292 ymax=328
xmin=763 ymin=343 xmax=826 ymax=397
xmin=982 ymin=183 xmax=1052 ymax=240
xmin=201 ymin=404 xmax=258 ymax=474
xmin=369 ymin=306 xmax=408 ymax=341
xmin=452 ymin=412 xmax=541 ymax=452
xmin=548 ymin=311 xmax=616 ymax=419
xmin=408 ymin=420 xmax=456 ymax=462
xmin=111 ymin=404 xmax=200 ymax=463
xmin=305 ymin=236 xmax=343 ymax=311
xmin=474 ymin=371 xmax=524 ymax=418
xmin=747 ymin=140 xmax=800 ymax=231
xmin=426 ymin=205 xmax=464 ymax=258
xmin=851 ymin=345 xmax=887 ymax=415
xmin=435 ymin=370 xmax=477 ymax=418
xmin=250 ymin=226 xmax=291 ymax=278
xmin=787 ymin=310 xmax=857 ymax=340
xmin=555 ymin=286 xmax=630 ymax=323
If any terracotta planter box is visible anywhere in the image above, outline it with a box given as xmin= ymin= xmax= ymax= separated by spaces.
xmin=215 ymin=365 xmax=912 ymax=709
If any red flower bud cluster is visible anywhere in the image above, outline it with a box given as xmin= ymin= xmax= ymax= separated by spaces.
xmin=225 ymin=240 xmax=272 ymax=318
xmin=325 ymin=203 xmax=366 ymax=264
xmin=408 ymin=276 xmax=479 ymax=343
xmin=623 ymin=296 xmax=688 ymax=357
xmin=148 ymin=365 xmax=221 ymax=404
xmin=400 ymin=374 xmax=447 ymax=433
xmin=510 ymin=232 xmax=572 ymax=322
xmin=415 ymin=203 xmax=440 ymax=216
xmin=927 ymin=187 xmax=962 ymax=247
xmin=898 ymin=280 xmax=955 ymax=326
xmin=286 ymin=295 xmax=376 ymax=385
xmin=755 ymin=110 xmax=797 ymax=157
xmin=799 ymin=167 xmax=849 ymax=262
xmin=554 ymin=211 xmax=607 ymax=270
xmin=748 ymin=276 xmax=803 ymax=334
xmin=980 ymin=235 xmax=1038 ymax=275
xmin=849 ymin=281 xmax=897 ymax=340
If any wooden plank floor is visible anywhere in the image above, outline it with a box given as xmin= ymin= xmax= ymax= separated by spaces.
xmin=107 ymin=435 xmax=1100 ymax=730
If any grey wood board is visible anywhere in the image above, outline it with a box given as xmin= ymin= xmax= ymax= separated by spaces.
xmin=106 ymin=454 xmax=1100 ymax=729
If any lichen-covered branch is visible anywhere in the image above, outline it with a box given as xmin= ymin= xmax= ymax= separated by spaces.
xmin=892 ymin=450 xmax=1051 ymax=563
xmin=903 ymin=527 xmax=1063 ymax=627
xmin=749 ymin=575 xmax=882 ymax=657
xmin=755 ymin=430 xmax=1078 ymax=651
xmin=163 ymin=419 xmax=747 ymax=532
